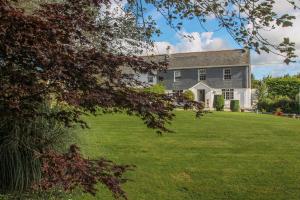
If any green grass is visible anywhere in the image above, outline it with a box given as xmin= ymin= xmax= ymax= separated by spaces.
xmin=72 ymin=111 xmax=300 ymax=200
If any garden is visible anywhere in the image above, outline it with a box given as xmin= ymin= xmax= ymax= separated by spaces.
xmin=255 ymin=76 xmax=300 ymax=115
xmin=0 ymin=0 xmax=299 ymax=200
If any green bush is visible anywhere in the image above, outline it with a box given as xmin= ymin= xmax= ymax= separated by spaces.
xmin=257 ymin=98 xmax=274 ymax=112
xmin=143 ymin=84 xmax=165 ymax=94
xmin=296 ymin=94 xmax=300 ymax=114
xmin=265 ymin=77 xmax=300 ymax=99
xmin=257 ymin=96 xmax=299 ymax=114
xmin=0 ymin=104 xmax=71 ymax=194
xmin=296 ymin=93 xmax=300 ymax=102
xmin=213 ymin=95 xmax=224 ymax=111
xmin=273 ymin=96 xmax=293 ymax=113
xmin=183 ymin=90 xmax=195 ymax=101
xmin=230 ymin=100 xmax=240 ymax=112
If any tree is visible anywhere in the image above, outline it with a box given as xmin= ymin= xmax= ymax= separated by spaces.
xmin=251 ymin=73 xmax=260 ymax=89
xmin=183 ymin=90 xmax=195 ymax=101
xmin=0 ymin=0 xmax=200 ymax=197
xmin=0 ymin=0 xmax=298 ymax=198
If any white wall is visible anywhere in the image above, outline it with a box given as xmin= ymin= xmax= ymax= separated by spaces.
xmin=213 ymin=88 xmax=252 ymax=109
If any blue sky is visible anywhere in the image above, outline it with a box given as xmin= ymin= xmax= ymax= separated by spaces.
xmin=147 ymin=2 xmax=300 ymax=80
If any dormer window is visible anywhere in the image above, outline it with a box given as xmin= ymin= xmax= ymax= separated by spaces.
xmin=223 ymin=68 xmax=231 ymax=80
xmin=174 ymin=70 xmax=181 ymax=82
xmin=198 ymin=68 xmax=206 ymax=81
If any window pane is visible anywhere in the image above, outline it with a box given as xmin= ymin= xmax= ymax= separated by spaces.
xmin=174 ymin=71 xmax=181 ymax=82
xmin=224 ymin=69 xmax=231 ymax=80
xmin=198 ymin=69 xmax=206 ymax=81
xmin=148 ymin=75 xmax=154 ymax=83
xmin=174 ymin=71 xmax=181 ymax=77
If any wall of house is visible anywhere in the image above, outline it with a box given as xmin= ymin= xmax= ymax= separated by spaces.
xmin=158 ymin=66 xmax=250 ymax=90
xmin=134 ymin=73 xmax=157 ymax=85
xmin=212 ymin=88 xmax=252 ymax=109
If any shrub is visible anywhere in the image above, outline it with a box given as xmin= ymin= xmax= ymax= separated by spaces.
xmin=296 ymin=94 xmax=300 ymax=114
xmin=143 ymin=84 xmax=165 ymax=94
xmin=273 ymin=96 xmax=294 ymax=113
xmin=213 ymin=95 xmax=224 ymax=111
xmin=0 ymin=104 xmax=71 ymax=194
xmin=257 ymin=96 xmax=299 ymax=114
xmin=183 ymin=90 xmax=195 ymax=101
xmin=265 ymin=77 xmax=300 ymax=99
xmin=257 ymin=98 xmax=275 ymax=112
xmin=230 ymin=100 xmax=240 ymax=112
xmin=296 ymin=93 xmax=300 ymax=102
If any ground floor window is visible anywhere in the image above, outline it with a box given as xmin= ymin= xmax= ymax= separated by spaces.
xmin=148 ymin=75 xmax=154 ymax=83
xmin=222 ymin=89 xmax=234 ymax=100
xmin=172 ymin=90 xmax=183 ymax=95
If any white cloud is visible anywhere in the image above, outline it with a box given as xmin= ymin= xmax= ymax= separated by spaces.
xmin=252 ymin=1 xmax=300 ymax=65
xmin=149 ymin=31 xmax=229 ymax=55
xmin=245 ymin=1 xmax=300 ymax=78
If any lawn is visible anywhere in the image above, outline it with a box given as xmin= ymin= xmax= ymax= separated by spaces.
xmin=72 ymin=111 xmax=300 ymax=200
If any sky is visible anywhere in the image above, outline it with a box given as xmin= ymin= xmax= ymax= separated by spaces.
xmin=145 ymin=1 xmax=300 ymax=80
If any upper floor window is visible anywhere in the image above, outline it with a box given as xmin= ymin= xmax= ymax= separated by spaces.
xmin=174 ymin=70 xmax=181 ymax=82
xmin=198 ymin=68 xmax=206 ymax=81
xmin=223 ymin=68 xmax=231 ymax=80
xmin=222 ymin=89 xmax=234 ymax=100
xmin=148 ymin=75 xmax=154 ymax=83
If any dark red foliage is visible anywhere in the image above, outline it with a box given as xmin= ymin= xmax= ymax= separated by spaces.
xmin=0 ymin=0 xmax=188 ymax=131
xmin=34 ymin=145 xmax=134 ymax=199
xmin=0 ymin=0 xmax=202 ymax=197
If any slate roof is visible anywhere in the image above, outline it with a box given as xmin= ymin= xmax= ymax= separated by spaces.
xmin=144 ymin=49 xmax=250 ymax=70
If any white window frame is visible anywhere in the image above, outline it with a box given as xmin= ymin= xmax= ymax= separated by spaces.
xmin=198 ymin=68 xmax=206 ymax=81
xmin=172 ymin=90 xmax=183 ymax=94
xmin=223 ymin=68 xmax=232 ymax=80
xmin=222 ymin=89 xmax=234 ymax=100
xmin=174 ymin=70 xmax=181 ymax=82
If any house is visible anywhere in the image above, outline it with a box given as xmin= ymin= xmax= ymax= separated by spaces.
xmin=143 ymin=49 xmax=252 ymax=109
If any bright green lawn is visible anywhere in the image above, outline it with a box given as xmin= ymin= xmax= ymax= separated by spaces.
xmin=72 ymin=111 xmax=300 ymax=200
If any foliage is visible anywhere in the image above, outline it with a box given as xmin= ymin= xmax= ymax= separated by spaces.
xmin=144 ymin=84 xmax=165 ymax=94
xmin=296 ymin=93 xmax=300 ymax=102
xmin=256 ymin=77 xmax=300 ymax=113
xmin=257 ymin=96 xmax=299 ymax=114
xmin=213 ymin=95 xmax=224 ymax=111
xmin=134 ymin=0 xmax=298 ymax=64
xmin=230 ymin=100 xmax=240 ymax=112
xmin=183 ymin=90 xmax=195 ymax=101
xmin=0 ymin=0 xmax=298 ymax=198
xmin=0 ymin=104 xmax=70 ymax=194
xmin=265 ymin=77 xmax=300 ymax=99
xmin=251 ymin=74 xmax=260 ymax=89
xmin=256 ymin=81 xmax=268 ymax=102
xmin=34 ymin=145 xmax=134 ymax=199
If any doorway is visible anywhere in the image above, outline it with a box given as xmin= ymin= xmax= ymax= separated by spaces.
xmin=198 ymin=89 xmax=205 ymax=102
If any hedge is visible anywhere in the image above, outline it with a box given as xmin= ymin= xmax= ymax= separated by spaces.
xmin=257 ymin=96 xmax=300 ymax=114
xmin=230 ymin=100 xmax=240 ymax=112
xmin=213 ymin=95 xmax=224 ymax=111
xmin=265 ymin=77 xmax=300 ymax=99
